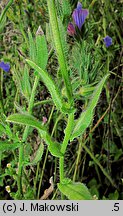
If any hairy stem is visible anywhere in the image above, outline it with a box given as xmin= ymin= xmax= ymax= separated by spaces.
xmin=60 ymin=113 xmax=74 ymax=182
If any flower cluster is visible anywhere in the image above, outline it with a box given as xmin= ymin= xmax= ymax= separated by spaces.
xmin=67 ymin=2 xmax=89 ymax=36
xmin=67 ymin=2 xmax=113 ymax=48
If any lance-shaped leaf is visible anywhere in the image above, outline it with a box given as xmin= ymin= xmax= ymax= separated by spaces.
xmin=36 ymin=26 xmax=48 ymax=70
xmin=21 ymin=65 xmax=31 ymax=100
xmin=28 ymin=28 xmax=36 ymax=61
xmin=0 ymin=141 xmax=20 ymax=152
xmin=6 ymin=114 xmax=46 ymax=133
xmin=70 ymin=74 xmax=109 ymax=141
xmin=58 ymin=180 xmax=92 ymax=200
xmin=26 ymin=59 xmax=63 ymax=111
xmin=26 ymin=59 xmax=74 ymax=114
xmin=6 ymin=114 xmax=63 ymax=157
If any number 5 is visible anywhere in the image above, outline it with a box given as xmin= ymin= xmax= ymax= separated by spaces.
xmin=114 ymin=203 xmax=119 ymax=211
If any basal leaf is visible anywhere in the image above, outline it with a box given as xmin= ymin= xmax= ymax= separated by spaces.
xmin=58 ymin=181 xmax=92 ymax=200
xmin=70 ymin=74 xmax=109 ymax=141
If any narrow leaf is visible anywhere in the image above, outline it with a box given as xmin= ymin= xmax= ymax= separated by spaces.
xmin=70 ymin=74 xmax=109 ymax=141
xmin=58 ymin=181 xmax=92 ymax=200
xmin=21 ymin=65 xmax=31 ymax=100
xmin=28 ymin=28 xmax=36 ymax=61
xmin=26 ymin=59 xmax=63 ymax=111
xmin=6 ymin=114 xmax=46 ymax=133
xmin=36 ymin=26 xmax=48 ymax=70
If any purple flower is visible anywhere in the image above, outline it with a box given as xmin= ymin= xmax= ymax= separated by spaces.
xmin=0 ymin=61 xmax=10 ymax=72
xmin=72 ymin=2 xmax=89 ymax=30
xmin=67 ymin=22 xmax=76 ymax=36
xmin=103 ymin=36 xmax=112 ymax=47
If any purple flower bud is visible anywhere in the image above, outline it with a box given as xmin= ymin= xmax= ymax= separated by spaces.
xmin=42 ymin=116 xmax=47 ymax=124
xmin=72 ymin=2 xmax=89 ymax=30
xmin=76 ymin=2 xmax=82 ymax=10
xmin=103 ymin=36 xmax=112 ymax=47
xmin=0 ymin=61 xmax=10 ymax=72
xmin=67 ymin=22 xmax=76 ymax=36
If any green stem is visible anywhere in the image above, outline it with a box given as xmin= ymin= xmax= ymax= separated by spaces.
xmin=73 ymin=138 xmax=82 ymax=181
xmin=0 ymin=0 xmax=13 ymax=24
xmin=60 ymin=113 xmax=74 ymax=182
xmin=34 ymin=162 xmax=40 ymax=198
xmin=34 ymin=99 xmax=53 ymax=107
xmin=17 ymin=75 xmax=39 ymax=197
xmin=59 ymin=157 xmax=64 ymax=182
xmin=47 ymin=0 xmax=73 ymax=105
xmin=37 ymin=106 xmax=55 ymax=199
xmin=37 ymin=147 xmax=49 ymax=199
xmin=17 ymin=144 xmax=24 ymax=198
xmin=61 ymin=113 xmax=74 ymax=154
xmin=22 ymin=76 xmax=39 ymax=141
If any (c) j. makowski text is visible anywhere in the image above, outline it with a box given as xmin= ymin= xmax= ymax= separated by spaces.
xmin=19 ymin=202 xmax=79 ymax=212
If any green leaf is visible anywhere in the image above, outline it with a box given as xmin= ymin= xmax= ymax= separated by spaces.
xmin=61 ymin=0 xmax=71 ymax=18
xmin=24 ymin=143 xmax=44 ymax=166
xmin=36 ymin=26 xmax=48 ymax=70
xmin=0 ymin=141 xmax=20 ymax=152
xmin=6 ymin=114 xmax=63 ymax=157
xmin=21 ymin=65 xmax=31 ymax=100
xmin=0 ymin=0 xmax=13 ymax=26
xmin=6 ymin=114 xmax=46 ymax=133
xmin=58 ymin=18 xmax=68 ymax=61
xmin=26 ymin=59 xmax=74 ymax=114
xmin=0 ymin=124 xmax=5 ymax=134
xmin=28 ymin=28 xmax=36 ymax=61
xmin=0 ymin=14 xmax=6 ymax=33
xmin=26 ymin=59 xmax=63 ymax=111
xmin=70 ymin=74 xmax=109 ymax=141
xmin=49 ymin=141 xmax=62 ymax=157
xmin=45 ymin=133 xmax=63 ymax=157
xmin=58 ymin=181 xmax=92 ymax=200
